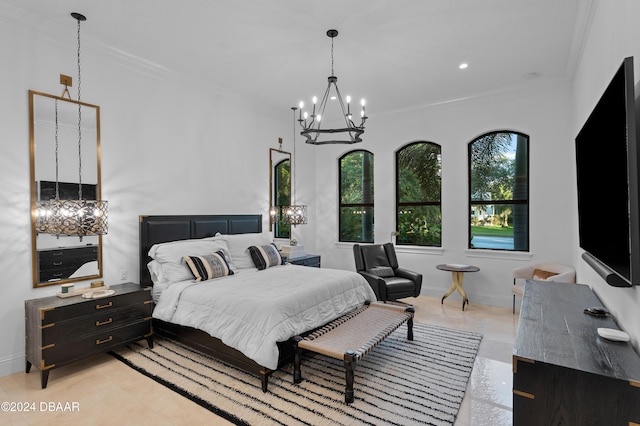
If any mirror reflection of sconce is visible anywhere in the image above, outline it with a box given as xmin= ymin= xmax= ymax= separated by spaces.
xmin=269 ymin=139 xmax=291 ymax=239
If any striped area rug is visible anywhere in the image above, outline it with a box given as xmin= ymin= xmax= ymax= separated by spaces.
xmin=111 ymin=323 xmax=482 ymax=425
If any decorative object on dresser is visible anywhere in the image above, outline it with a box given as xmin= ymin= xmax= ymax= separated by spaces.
xmin=286 ymin=254 xmax=321 ymax=268
xmin=513 ymin=280 xmax=640 ymax=425
xmin=25 ymin=282 xmax=153 ymax=389
xmin=280 ymin=243 xmax=307 ymax=260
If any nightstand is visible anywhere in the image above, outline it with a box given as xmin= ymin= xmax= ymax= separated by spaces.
xmin=286 ymin=254 xmax=321 ymax=268
xmin=25 ymin=282 xmax=153 ymax=388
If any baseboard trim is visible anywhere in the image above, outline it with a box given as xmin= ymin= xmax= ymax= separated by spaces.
xmin=0 ymin=352 xmax=25 ymax=378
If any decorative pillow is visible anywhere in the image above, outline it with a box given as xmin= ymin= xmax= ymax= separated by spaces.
xmin=183 ymin=250 xmax=234 ymax=282
xmin=532 ymin=268 xmax=557 ymax=281
xmin=221 ymin=232 xmax=274 ymax=269
xmin=248 ymin=243 xmax=283 ymax=270
xmin=366 ymin=266 xmax=395 ymax=277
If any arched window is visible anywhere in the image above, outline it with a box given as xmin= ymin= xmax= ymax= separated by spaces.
xmin=339 ymin=150 xmax=374 ymax=242
xmin=469 ymin=131 xmax=529 ymax=251
xmin=395 ymin=142 xmax=442 ymax=246
xmin=273 ymin=158 xmax=291 ymax=239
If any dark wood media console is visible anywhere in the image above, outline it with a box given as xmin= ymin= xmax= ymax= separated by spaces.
xmin=513 ymin=280 xmax=640 ymax=425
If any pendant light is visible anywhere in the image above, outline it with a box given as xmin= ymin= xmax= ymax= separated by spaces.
xmin=37 ymin=12 xmax=108 ymax=239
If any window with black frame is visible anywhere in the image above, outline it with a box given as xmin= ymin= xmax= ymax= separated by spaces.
xmin=273 ymin=158 xmax=291 ymax=239
xmin=395 ymin=141 xmax=442 ymax=246
xmin=469 ymin=131 xmax=529 ymax=251
xmin=339 ymin=150 xmax=374 ymax=243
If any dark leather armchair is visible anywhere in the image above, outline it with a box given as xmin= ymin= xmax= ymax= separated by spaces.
xmin=353 ymin=243 xmax=423 ymax=302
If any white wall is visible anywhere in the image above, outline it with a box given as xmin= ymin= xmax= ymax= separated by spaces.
xmin=310 ymin=78 xmax=575 ymax=310
xmin=0 ymin=16 xmax=287 ymax=376
xmin=571 ymin=0 xmax=640 ymax=353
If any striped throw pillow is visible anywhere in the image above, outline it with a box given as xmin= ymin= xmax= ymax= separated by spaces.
xmin=248 ymin=243 xmax=283 ymax=270
xmin=183 ymin=250 xmax=233 ymax=282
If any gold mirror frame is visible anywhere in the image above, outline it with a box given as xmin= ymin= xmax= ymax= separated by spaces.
xmin=269 ymin=148 xmax=291 ymax=234
xmin=29 ymin=90 xmax=103 ymax=288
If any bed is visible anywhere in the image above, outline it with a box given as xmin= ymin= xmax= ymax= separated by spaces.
xmin=139 ymin=214 xmax=376 ymax=391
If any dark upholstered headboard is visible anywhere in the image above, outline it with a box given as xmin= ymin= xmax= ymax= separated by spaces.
xmin=139 ymin=214 xmax=262 ymax=286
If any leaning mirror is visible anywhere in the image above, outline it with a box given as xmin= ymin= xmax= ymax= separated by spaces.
xmin=269 ymin=148 xmax=291 ymax=239
xmin=29 ymin=90 xmax=103 ymax=287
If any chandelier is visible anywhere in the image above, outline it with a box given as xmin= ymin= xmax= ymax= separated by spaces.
xmin=297 ymin=29 xmax=367 ymax=145
xmin=37 ymin=13 xmax=108 ymax=239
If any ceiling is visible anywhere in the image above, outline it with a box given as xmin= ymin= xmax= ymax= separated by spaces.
xmin=3 ymin=0 xmax=588 ymax=117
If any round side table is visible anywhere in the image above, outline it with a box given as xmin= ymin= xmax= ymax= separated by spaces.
xmin=436 ymin=263 xmax=480 ymax=311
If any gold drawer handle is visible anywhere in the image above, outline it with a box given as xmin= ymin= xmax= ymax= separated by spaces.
xmin=96 ymin=318 xmax=113 ymax=326
xmin=95 ymin=302 xmax=113 ymax=310
xmin=96 ymin=336 xmax=113 ymax=345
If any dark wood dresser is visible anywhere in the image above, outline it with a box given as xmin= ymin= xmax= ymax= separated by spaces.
xmin=286 ymin=254 xmax=321 ymax=268
xmin=513 ymin=280 xmax=640 ymax=425
xmin=37 ymin=245 xmax=99 ymax=282
xmin=25 ymin=282 xmax=153 ymax=388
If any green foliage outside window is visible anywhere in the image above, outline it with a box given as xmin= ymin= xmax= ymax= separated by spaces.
xmin=274 ymin=159 xmax=291 ymax=239
xmin=396 ymin=142 xmax=442 ymax=246
xmin=339 ymin=151 xmax=374 ymax=242
xmin=469 ymin=132 xmax=529 ymax=251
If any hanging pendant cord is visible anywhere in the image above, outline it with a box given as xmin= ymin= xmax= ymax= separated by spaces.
xmin=292 ymin=108 xmax=297 ymax=206
xmin=331 ymin=36 xmax=334 ymax=76
xmin=54 ymin=100 xmax=60 ymax=200
xmin=76 ymin=17 xmax=83 ymax=200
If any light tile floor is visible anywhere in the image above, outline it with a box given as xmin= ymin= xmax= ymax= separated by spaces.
xmin=0 ymin=295 xmax=516 ymax=425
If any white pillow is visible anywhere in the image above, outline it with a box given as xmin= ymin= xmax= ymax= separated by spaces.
xmin=147 ymin=260 xmax=164 ymax=284
xmin=219 ymin=232 xmax=273 ymax=269
xmin=148 ymin=237 xmax=231 ymax=264
xmin=148 ymin=258 xmax=195 ymax=285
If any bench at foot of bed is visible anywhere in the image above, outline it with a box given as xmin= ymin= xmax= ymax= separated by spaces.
xmin=292 ymin=301 xmax=414 ymax=403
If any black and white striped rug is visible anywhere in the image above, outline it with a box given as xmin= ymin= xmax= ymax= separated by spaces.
xmin=111 ymin=323 xmax=482 ymax=425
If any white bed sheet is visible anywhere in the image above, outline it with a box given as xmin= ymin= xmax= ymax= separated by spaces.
xmin=152 ymin=264 xmax=376 ymax=369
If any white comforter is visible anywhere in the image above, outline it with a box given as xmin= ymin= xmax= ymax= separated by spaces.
xmin=152 ymin=264 xmax=376 ymax=369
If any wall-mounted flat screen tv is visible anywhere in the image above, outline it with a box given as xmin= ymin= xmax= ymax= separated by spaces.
xmin=575 ymin=56 xmax=639 ymax=287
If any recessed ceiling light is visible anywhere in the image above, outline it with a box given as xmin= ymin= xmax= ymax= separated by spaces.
xmin=459 ymin=63 xmax=468 ymax=69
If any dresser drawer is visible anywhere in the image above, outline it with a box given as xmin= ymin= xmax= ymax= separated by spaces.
xmin=41 ymin=319 xmax=152 ymax=369
xmin=40 ymin=291 xmax=151 ymax=324
xmin=37 ymin=246 xmax=99 ymax=282
xmin=38 ymin=247 xmax=98 ymax=264
xmin=41 ymin=303 xmax=152 ymax=345
xmin=26 ymin=283 xmax=154 ymax=388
